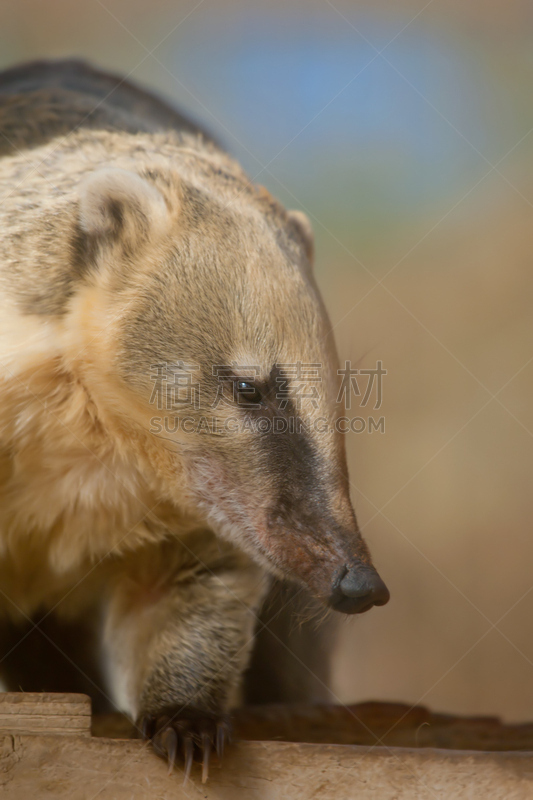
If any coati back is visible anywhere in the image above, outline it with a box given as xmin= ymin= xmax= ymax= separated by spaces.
xmin=0 ymin=60 xmax=388 ymax=779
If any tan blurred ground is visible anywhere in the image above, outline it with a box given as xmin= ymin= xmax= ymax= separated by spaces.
xmin=1 ymin=0 xmax=532 ymax=722
xmin=330 ymin=187 xmax=533 ymax=721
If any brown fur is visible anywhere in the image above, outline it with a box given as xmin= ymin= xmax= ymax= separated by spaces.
xmin=0 ymin=61 xmax=386 ymax=761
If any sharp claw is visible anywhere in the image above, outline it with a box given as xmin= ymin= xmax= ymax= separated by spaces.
xmin=216 ymin=723 xmax=225 ymax=763
xmin=162 ymin=728 xmax=178 ymax=776
xmin=201 ymin=732 xmax=211 ymax=784
xmin=183 ymin=736 xmax=194 ymax=786
xmin=147 ymin=712 xmax=227 ymax=782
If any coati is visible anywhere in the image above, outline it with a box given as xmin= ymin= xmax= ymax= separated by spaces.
xmin=0 ymin=60 xmax=389 ymax=780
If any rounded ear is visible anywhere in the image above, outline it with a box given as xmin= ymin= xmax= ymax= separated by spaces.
xmin=287 ymin=209 xmax=315 ymax=265
xmin=79 ymin=168 xmax=169 ymax=245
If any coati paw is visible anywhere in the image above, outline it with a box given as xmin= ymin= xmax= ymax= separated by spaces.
xmin=140 ymin=709 xmax=231 ymax=784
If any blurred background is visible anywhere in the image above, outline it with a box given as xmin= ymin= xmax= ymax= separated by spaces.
xmin=2 ymin=0 xmax=532 ymax=722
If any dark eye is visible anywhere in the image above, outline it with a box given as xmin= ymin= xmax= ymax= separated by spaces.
xmin=235 ymin=380 xmax=263 ymax=406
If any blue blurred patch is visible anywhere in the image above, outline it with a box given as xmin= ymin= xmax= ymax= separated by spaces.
xmin=168 ymin=12 xmax=513 ymax=230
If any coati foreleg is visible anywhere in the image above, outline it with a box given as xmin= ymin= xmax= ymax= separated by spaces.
xmin=102 ymin=537 xmax=266 ymax=780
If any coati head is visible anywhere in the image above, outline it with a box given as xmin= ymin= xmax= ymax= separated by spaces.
xmin=69 ymin=153 xmax=389 ymax=615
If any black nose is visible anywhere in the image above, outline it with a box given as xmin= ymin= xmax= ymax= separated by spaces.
xmin=329 ymin=565 xmax=390 ymax=614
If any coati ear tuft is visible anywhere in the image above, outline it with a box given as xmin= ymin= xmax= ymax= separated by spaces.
xmin=287 ymin=209 xmax=315 ymax=264
xmin=79 ymin=168 xmax=169 ymax=244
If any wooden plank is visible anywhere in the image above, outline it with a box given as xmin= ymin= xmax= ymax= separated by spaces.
xmin=0 ymin=735 xmax=533 ymax=799
xmin=1 ymin=695 xmax=532 ymax=798
xmin=0 ymin=693 xmax=91 ymax=737
xmin=92 ymin=702 xmax=533 ymax=752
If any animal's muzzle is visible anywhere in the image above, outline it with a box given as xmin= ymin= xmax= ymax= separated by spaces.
xmin=329 ymin=564 xmax=390 ymax=614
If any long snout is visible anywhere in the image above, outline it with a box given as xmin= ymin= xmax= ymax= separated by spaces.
xmin=261 ymin=496 xmax=390 ymax=615
xmin=328 ymin=563 xmax=390 ymax=614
